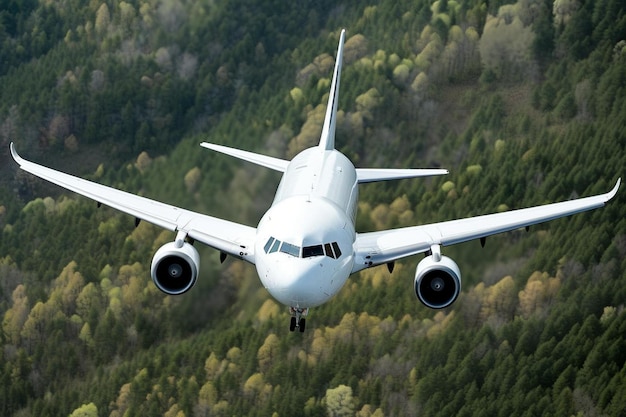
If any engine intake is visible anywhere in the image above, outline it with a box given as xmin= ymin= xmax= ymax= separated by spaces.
xmin=150 ymin=241 xmax=200 ymax=295
xmin=414 ymin=254 xmax=461 ymax=309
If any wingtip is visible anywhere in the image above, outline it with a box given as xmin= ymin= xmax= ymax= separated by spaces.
xmin=607 ymin=177 xmax=621 ymax=201
xmin=9 ymin=142 xmax=22 ymax=164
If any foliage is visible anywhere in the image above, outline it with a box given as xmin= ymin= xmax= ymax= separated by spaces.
xmin=1 ymin=0 xmax=625 ymax=416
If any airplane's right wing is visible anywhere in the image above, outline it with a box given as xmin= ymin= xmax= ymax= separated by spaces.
xmin=11 ymin=143 xmax=257 ymax=263
xmin=352 ymin=179 xmax=620 ymax=273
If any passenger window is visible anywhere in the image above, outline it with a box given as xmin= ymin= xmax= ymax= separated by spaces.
xmin=303 ymin=245 xmax=324 ymax=258
xmin=269 ymin=239 xmax=281 ymax=253
xmin=332 ymin=242 xmax=342 ymax=258
xmin=264 ymin=237 xmax=275 ymax=253
xmin=280 ymin=242 xmax=300 ymax=257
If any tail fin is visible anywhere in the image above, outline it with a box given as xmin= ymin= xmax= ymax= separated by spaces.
xmin=319 ymin=29 xmax=346 ymax=152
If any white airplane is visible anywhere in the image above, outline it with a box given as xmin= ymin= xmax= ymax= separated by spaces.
xmin=10 ymin=30 xmax=620 ymax=332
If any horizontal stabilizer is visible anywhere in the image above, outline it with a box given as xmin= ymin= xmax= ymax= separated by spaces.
xmin=356 ymin=168 xmax=449 ymax=183
xmin=201 ymin=142 xmax=289 ymax=172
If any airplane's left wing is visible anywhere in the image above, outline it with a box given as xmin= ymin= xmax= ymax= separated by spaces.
xmin=352 ymin=179 xmax=620 ymax=273
xmin=10 ymin=143 xmax=257 ymax=263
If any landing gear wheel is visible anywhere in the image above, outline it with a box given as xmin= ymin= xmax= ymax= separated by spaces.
xmin=289 ymin=307 xmax=309 ymax=332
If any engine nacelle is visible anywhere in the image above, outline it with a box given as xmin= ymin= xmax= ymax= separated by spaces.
xmin=150 ymin=241 xmax=200 ymax=295
xmin=414 ymin=254 xmax=461 ymax=309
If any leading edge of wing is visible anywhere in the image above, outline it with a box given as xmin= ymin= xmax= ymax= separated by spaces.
xmin=353 ymin=178 xmax=620 ymax=272
xmin=201 ymin=142 xmax=289 ymax=172
xmin=10 ymin=143 xmax=257 ymax=262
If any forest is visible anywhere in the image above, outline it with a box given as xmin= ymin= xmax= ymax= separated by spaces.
xmin=0 ymin=0 xmax=625 ymax=415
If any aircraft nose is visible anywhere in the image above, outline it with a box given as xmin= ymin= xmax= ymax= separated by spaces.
xmin=259 ymin=257 xmax=332 ymax=307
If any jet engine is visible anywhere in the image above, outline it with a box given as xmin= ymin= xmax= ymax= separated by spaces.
xmin=150 ymin=241 xmax=200 ymax=295
xmin=414 ymin=250 xmax=461 ymax=309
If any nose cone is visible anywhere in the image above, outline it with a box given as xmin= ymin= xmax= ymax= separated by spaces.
xmin=257 ymin=257 xmax=330 ymax=307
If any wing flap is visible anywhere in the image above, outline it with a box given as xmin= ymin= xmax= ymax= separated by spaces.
xmin=11 ymin=143 xmax=257 ymax=262
xmin=353 ymin=179 xmax=620 ymax=273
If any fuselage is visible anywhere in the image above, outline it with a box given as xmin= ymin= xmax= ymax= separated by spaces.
xmin=254 ymin=146 xmax=358 ymax=308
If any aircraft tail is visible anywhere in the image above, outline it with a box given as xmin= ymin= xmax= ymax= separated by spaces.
xmin=319 ymin=29 xmax=346 ymax=152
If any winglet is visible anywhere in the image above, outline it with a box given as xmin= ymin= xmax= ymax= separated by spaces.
xmin=319 ymin=29 xmax=346 ymax=152
xmin=10 ymin=142 xmax=23 ymax=165
xmin=606 ymin=177 xmax=621 ymax=202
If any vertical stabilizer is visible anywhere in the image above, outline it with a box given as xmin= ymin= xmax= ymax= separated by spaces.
xmin=319 ymin=29 xmax=346 ymax=151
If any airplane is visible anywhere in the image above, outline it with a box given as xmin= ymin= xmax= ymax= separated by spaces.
xmin=10 ymin=29 xmax=620 ymax=332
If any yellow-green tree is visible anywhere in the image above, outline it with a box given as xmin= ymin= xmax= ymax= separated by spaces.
xmin=325 ymin=385 xmax=355 ymax=417
xmin=69 ymin=402 xmax=98 ymax=417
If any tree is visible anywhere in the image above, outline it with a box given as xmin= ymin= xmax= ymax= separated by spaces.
xmin=69 ymin=402 xmax=98 ymax=417
xmin=518 ymin=272 xmax=561 ymax=317
xmin=20 ymin=301 xmax=51 ymax=350
xmin=257 ymin=333 xmax=280 ymax=372
xmin=392 ymin=64 xmax=410 ymax=85
xmin=553 ymin=0 xmax=579 ymax=26
xmin=479 ymin=15 xmax=536 ymax=80
xmin=243 ymin=372 xmax=265 ymax=398
xmin=110 ymin=383 xmax=132 ymax=417
xmin=326 ymin=385 xmax=355 ymax=417
xmin=94 ymin=3 xmax=111 ymax=37
xmin=2 ymin=284 xmax=29 ymax=344
xmin=344 ymin=34 xmax=368 ymax=64
xmin=76 ymin=283 xmax=102 ymax=320
xmin=287 ymin=104 xmax=325 ymax=157
xmin=184 ymin=167 xmax=201 ymax=193
xmin=481 ymin=275 xmax=517 ymax=325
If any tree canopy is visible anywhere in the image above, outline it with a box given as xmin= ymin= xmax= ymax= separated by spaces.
xmin=1 ymin=0 xmax=625 ymax=415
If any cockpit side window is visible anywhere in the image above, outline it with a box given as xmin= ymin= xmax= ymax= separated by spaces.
xmin=323 ymin=242 xmax=342 ymax=259
xmin=332 ymin=242 xmax=342 ymax=258
xmin=303 ymin=244 xmax=324 ymax=258
xmin=264 ymin=237 xmax=275 ymax=253
xmin=269 ymin=238 xmax=281 ymax=253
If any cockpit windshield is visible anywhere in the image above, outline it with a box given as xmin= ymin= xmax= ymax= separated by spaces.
xmin=280 ymin=242 xmax=300 ymax=257
xmin=263 ymin=237 xmax=341 ymax=259
xmin=302 ymin=245 xmax=324 ymax=258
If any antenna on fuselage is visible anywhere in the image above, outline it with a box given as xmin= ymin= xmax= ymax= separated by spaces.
xmin=318 ymin=29 xmax=345 ymax=152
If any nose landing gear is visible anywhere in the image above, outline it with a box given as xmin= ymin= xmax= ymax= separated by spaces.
xmin=289 ymin=307 xmax=308 ymax=332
